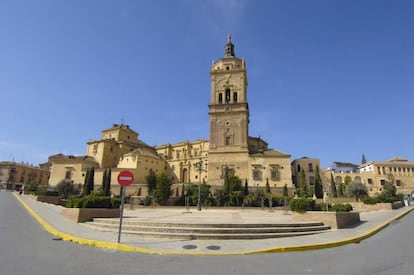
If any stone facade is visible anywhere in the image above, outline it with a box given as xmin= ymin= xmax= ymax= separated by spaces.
xmin=323 ymin=157 xmax=414 ymax=196
xmin=46 ymin=36 xmax=294 ymax=196
xmin=0 ymin=161 xmax=50 ymax=190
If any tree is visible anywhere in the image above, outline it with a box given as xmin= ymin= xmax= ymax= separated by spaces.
xmin=56 ymin=180 xmax=76 ymax=199
xmin=225 ymin=174 xmax=242 ymax=206
xmin=346 ymin=182 xmax=368 ymax=201
xmin=83 ymin=167 xmax=95 ymax=196
xmin=299 ymin=169 xmax=307 ymax=197
xmin=228 ymin=174 xmax=242 ymax=193
xmin=283 ymin=184 xmax=288 ymax=197
xmin=103 ymin=168 xmax=111 ymax=196
xmin=265 ymin=178 xmax=271 ymax=193
xmin=223 ymin=166 xmax=231 ymax=195
xmin=184 ymin=182 xmax=211 ymax=206
xmin=330 ymin=173 xmax=338 ymax=197
xmin=153 ymin=172 xmax=173 ymax=205
xmin=145 ymin=169 xmax=157 ymax=196
xmin=337 ymin=182 xmax=344 ymax=197
xmin=314 ymin=166 xmax=323 ymax=199
xmin=102 ymin=168 xmax=107 ymax=193
xmin=243 ymin=179 xmax=249 ymax=196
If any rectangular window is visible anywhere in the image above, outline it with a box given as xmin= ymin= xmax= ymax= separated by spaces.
xmin=380 ymin=179 xmax=385 ymax=186
xmin=93 ymin=144 xmax=98 ymax=154
xmin=253 ymin=169 xmax=262 ymax=181
xmin=396 ymin=180 xmax=401 ymax=186
xmin=65 ymin=170 xmax=71 ymax=180
xmin=309 ymin=176 xmax=315 ymax=185
xmin=270 ymin=167 xmax=279 ymax=180
xmin=308 ymin=163 xmax=313 ymax=172
xmin=225 ymin=136 xmax=231 ymax=145
xmin=368 ymin=178 xmax=373 ymax=184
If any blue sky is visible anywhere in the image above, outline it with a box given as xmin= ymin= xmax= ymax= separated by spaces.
xmin=1 ymin=0 xmax=413 ymax=168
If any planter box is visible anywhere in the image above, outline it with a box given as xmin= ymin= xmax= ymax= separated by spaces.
xmin=350 ymin=201 xmax=404 ymax=212
xmin=293 ymin=211 xmax=360 ymax=229
xmin=37 ymin=196 xmax=61 ymax=205
xmin=62 ymin=208 xmax=120 ymax=223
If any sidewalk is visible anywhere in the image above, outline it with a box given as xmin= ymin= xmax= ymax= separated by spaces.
xmin=14 ymin=193 xmax=414 ymax=256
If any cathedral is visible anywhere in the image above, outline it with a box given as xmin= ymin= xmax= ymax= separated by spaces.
xmin=48 ymin=36 xmax=294 ymax=196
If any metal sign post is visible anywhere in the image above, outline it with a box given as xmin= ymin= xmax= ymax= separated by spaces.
xmin=117 ymin=186 xmax=126 ymax=243
xmin=117 ymin=170 xmax=134 ymax=243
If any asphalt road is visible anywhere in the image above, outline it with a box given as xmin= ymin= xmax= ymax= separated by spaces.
xmin=1 ymin=191 xmax=413 ymax=275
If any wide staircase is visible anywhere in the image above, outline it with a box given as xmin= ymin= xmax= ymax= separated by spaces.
xmin=85 ymin=218 xmax=331 ymax=240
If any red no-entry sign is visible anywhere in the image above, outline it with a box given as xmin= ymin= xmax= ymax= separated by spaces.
xmin=117 ymin=170 xmax=134 ymax=187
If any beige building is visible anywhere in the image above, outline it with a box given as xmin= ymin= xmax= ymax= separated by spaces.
xmin=47 ymin=36 xmax=293 ymax=196
xmin=291 ymin=157 xmax=322 ymax=190
xmin=0 ymin=161 xmax=49 ymax=190
xmin=323 ymin=157 xmax=414 ymax=196
xmin=49 ymin=124 xmax=166 ymax=196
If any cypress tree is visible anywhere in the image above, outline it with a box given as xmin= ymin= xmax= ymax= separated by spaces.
xmin=299 ymin=169 xmax=307 ymax=196
xmin=105 ymin=168 xmax=112 ymax=196
xmin=243 ymin=179 xmax=249 ymax=196
xmin=330 ymin=173 xmax=337 ymax=197
xmin=283 ymin=183 xmax=288 ymax=197
xmin=314 ymin=166 xmax=323 ymax=199
xmin=84 ymin=167 xmax=95 ymax=196
xmin=102 ymin=168 xmax=107 ymax=194
xmin=265 ymin=178 xmax=271 ymax=193
xmin=83 ymin=167 xmax=90 ymax=196
xmin=104 ymin=168 xmax=111 ymax=196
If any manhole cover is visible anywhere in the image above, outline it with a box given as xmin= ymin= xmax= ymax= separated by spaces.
xmin=182 ymin=244 xmax=198 ymax=250
xmin=206 ymin=245 xmax=221 ymax=250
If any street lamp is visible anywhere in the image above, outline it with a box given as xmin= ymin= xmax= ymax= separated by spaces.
xmin=193 ymin=158 xmax=206 ymax=211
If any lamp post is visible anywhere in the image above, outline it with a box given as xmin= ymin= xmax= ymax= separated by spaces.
xmin=193 ymin=158 xmax=206 ymax=211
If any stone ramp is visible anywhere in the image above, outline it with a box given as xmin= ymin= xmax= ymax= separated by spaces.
xmin=86 ymin=218 xmax=331 ymax=240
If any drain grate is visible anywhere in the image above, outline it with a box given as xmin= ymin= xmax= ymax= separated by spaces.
xmin=182 ymin=244 xmax=198 ymax=250
xmin=206 ymin=245 xmax=221 ymax=251
xmin=52 ymin=237 xmax=63 ymax=241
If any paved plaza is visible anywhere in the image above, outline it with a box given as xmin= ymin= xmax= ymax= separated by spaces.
xmin=12 ymin=192 xmax=414 ymax=255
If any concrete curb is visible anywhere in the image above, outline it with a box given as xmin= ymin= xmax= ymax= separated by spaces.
xmin=247 ymin=206 xmax=414 ymax=254
xmin=13 ymin=193 xmax=414 ymax=256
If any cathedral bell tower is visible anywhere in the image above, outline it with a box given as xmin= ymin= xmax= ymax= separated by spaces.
xmin=208 ymin=35 xmax=250 ymax=185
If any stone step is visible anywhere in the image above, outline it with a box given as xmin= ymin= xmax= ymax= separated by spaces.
xmin=119 ymin=230 xmax=331 ymax=240
xmin=85 ymin=218 xmax=331 ymax=240
xmin=91 ymin=218 xmax=325 ymax=228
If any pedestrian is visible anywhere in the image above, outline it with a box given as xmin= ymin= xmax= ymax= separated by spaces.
xmin=18 ymin=187 xmax=23 ymax=195
xmin=403 ymin=194 xmax=409 ymax=207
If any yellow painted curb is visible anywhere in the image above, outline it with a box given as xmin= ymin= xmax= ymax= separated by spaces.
xmin=13 ymin=193 xmax=414 ymax=256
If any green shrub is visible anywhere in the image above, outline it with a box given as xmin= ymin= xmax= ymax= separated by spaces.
xmin=33 ymin=186 xmax=47 ymax=196
xmin=314 ymin=202 xmax=331 ymax=211
xmin=66 ymin=195 xmax=120 ymax=208
xmin=331 ymin=203 xmax=353 ymax=212
xmin=66 ymin=197 xmax=84 ymax=208
xmin=289 ymin=198 xmax=314 ymax=213
xmin=362 ymin=197 xmax=378 ymax=205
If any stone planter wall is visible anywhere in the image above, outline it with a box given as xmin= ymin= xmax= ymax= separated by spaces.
xmin=350 ymin=201 xmax=404 ymax=212
xmin=37 ymin=196 xmax=61 ymax=205
xmin=62 ymin=208 xmax=120 ymax=223
xmin=293 ymin=211 xmax=360 ymax=229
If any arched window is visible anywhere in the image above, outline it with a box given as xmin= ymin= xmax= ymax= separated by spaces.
xmin=233 ymin=92 xmax=238 ymax=103
xmin=218 ymin=93 xmax=223 ymax=104
xmin=225 ymin=88 xmax=231 ymax=103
